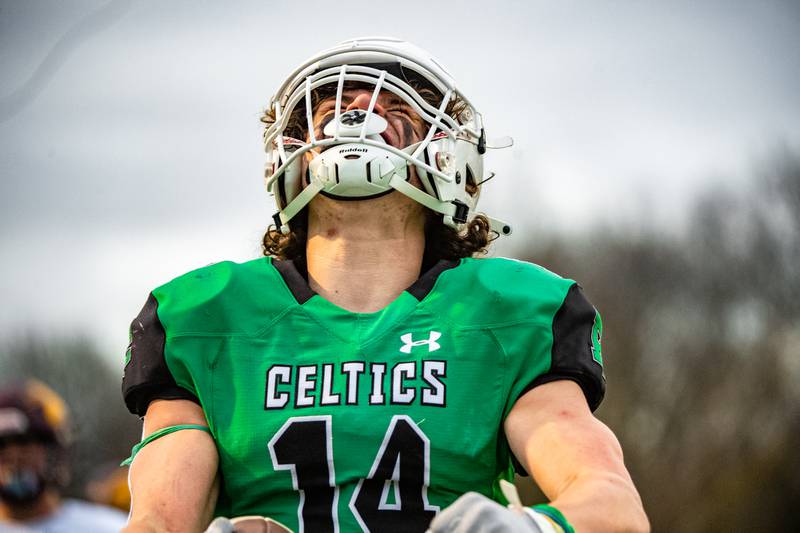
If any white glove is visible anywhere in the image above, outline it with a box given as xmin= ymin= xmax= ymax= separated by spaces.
xmin=428 ymin=492 xmax=548 ymax=533
xmin=205 ymin=517 xmax=235 ymax=533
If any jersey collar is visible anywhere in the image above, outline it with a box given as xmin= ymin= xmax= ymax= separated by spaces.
xmin=272 ymin=258 xmax=458 ymax=306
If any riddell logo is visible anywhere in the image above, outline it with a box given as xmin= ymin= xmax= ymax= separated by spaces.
xmin=339 ymin=147 xmax=368 ymax=154
xmin=400 ymin=331 xmax=441 ymax=353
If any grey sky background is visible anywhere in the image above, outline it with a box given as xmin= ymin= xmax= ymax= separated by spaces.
xmin=1 ymin=0 xmax=798 ymax=361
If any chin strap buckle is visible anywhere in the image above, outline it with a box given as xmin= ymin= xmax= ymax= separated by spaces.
xmin=451 ymin=200 xmax=469 ymax=224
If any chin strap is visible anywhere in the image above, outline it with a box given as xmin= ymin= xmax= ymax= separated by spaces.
xmin=486 ymin=216 xmax=513 ymax=236
xmin=388 ymin=173 xmax=459 ymax=220
xmin=391 ymin=174 xmax=513 ymax=234
xmin=272 ymin=160 xmax=513 ymax=236
xmin=273 ymin=180 xmax=324 ymax=234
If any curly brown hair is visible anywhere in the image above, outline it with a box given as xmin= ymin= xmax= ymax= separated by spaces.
xmin=260 ymin=77 xmax=497 ymax=269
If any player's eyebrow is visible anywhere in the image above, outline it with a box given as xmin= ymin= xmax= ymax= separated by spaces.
xmin=383 ymin=94 xmax=406 ymax=107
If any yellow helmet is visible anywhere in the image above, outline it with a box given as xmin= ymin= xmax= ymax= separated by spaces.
xmin=0 ymin=379 xmax=71 ymax=447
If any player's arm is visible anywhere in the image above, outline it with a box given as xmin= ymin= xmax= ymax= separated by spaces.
xmin=505 ymin=380 xmax=649 ymax=533
xmin=122 ymin=292 xmax=219 ymax=531
xmin=123 ymin=398 xmax=219 ymax=533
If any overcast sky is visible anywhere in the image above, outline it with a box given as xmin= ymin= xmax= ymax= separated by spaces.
xmin=1 ymin=0 xmax=798 ymax=361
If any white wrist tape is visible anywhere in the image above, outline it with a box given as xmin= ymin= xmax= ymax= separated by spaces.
xmin=524 ymin=508 xmax=562 ymax=533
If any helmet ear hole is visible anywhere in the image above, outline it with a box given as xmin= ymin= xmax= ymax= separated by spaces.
xmin=465 ymin=165 xmax=478 ymax=196
xmin=421 ymin=144 xmax=441 ymax=200
xmin=276 ymin=173 xmax=288 ymax=209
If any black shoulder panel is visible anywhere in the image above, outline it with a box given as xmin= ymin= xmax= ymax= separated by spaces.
xmin=407 ymin=259 xmax=458 ymax=301
xmin=528 ymin=283 xmax=605 ymax=411
xmin=121 ymin=293 xmax=199 ymax=416
xmin=273 ymin=259 xmax=315 ymax=305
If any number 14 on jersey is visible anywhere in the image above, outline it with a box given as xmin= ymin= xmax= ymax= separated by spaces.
xmin=268 ymin=415 xmax=439 ymax=533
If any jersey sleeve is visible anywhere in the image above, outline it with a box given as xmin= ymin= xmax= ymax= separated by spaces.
xmin=498 ymin=281 xmax=606 ymax=421
xmin=121 ymin=293 xmax=200 ymax=417
xmin=526 ymin=283 xmax=605 ymax=411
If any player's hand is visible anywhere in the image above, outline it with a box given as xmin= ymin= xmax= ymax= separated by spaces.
xmin=204 ymin=516 xmax=294 ymax=533
xmin=428 ymin=492 xmax=545 ymax=533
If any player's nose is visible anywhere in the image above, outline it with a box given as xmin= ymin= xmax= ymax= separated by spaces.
xmin=345 ymin=91 xmax=386 ymax=116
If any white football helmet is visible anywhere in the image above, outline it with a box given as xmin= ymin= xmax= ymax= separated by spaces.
xmin=263 ymin=36 xmax=512 ymax=235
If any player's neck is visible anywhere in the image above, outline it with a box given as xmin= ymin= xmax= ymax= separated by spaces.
xmin=305 ymin=196 xmax=425 ymax=313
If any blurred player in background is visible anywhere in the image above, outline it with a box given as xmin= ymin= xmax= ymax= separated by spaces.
xmin=122 ymin=37 xmax=648 ymax=532
xmin=0 ymin=380 xmax=127 ymax=532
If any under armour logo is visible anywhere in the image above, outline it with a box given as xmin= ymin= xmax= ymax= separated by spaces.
xmin=340 ymin=109 xmax=367 ymax=126
xmin=400 ymin=331 xmax=441 ymax=353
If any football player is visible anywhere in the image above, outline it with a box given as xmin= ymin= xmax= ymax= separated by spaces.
xmin=121 ymin=37 xmax=648 ymax=533
xmin=0 ymin=380 xmax=128 ymax=530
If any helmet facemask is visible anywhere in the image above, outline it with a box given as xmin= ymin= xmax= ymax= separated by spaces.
xmin=263 ymin=38 xmax=512 ymax=236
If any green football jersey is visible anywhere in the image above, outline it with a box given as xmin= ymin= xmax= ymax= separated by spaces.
xmin=122 ymin=257 xmax=604 ymax=533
